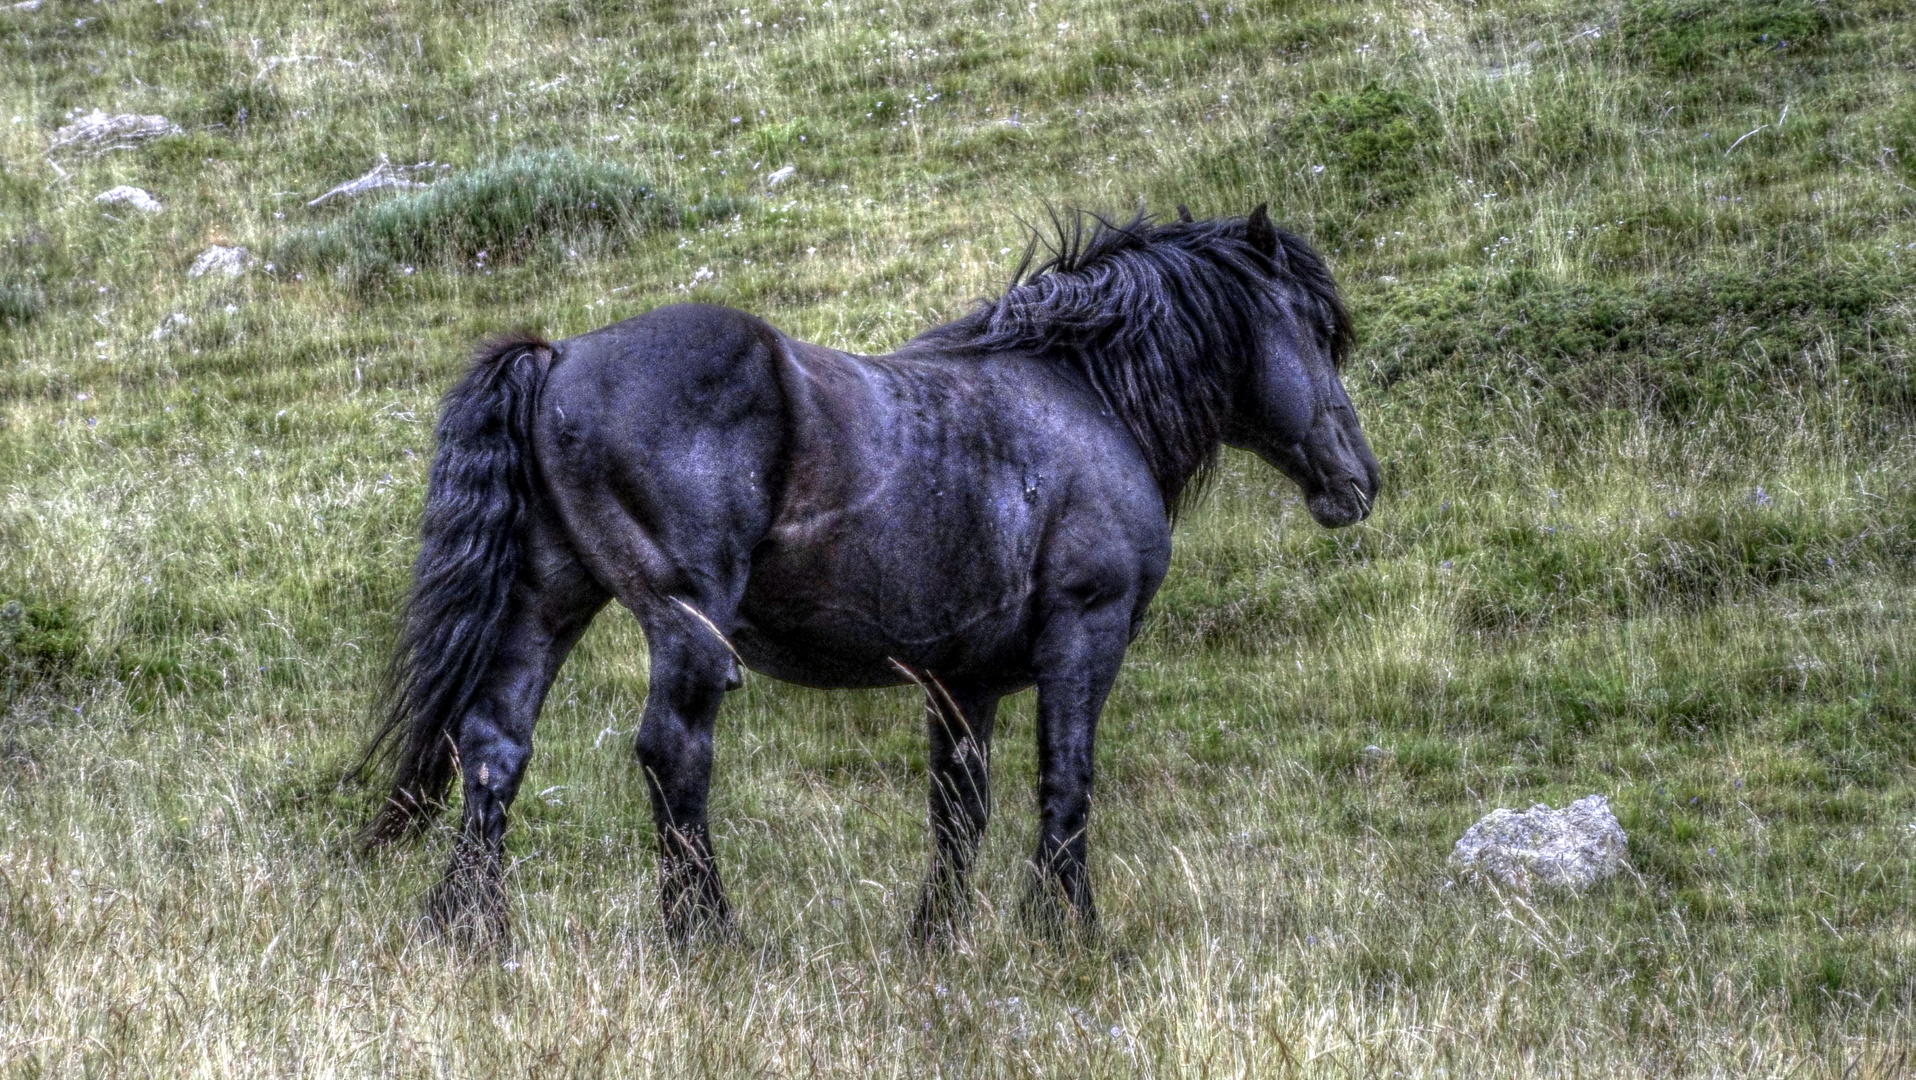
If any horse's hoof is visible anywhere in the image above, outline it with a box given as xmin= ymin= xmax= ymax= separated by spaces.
xmin=423 ymin=881 xmax=509 ymax=949
xmin=1018 ymin=885 xmax=1097 ymax=946
xmin=911 ymin=914 xmax=958 ymax=950
xmin=660 ymin=891 xmax=733 ymax=946
xmin=423 ymin=911 xmax=510 ymax=950
xmin=912 ymin=890 xmax=973 ymax=950
xmin=663 ymin=911 xmax=733 ymax=946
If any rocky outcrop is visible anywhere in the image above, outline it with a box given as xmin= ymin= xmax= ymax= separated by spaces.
xmin=50 ymin=110 xmax=180 ymax=156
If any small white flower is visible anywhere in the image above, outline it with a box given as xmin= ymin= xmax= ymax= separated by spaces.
xmin=150 ymin=313 xmax=190 ymax=341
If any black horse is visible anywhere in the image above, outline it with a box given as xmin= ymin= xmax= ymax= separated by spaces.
xmin=365 ymin=206 xmax=1378 ymax=943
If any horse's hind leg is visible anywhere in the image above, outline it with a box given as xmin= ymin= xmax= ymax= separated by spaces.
xmin=428 ymin=526 xmax=608 ymax=944
xmin=540 ymin=490 xmax=760 ymax=941
xmin=913 ymin=680 xmax=1002 ymax=944
xmin=629 ymin=595 xmax=744 ymax=941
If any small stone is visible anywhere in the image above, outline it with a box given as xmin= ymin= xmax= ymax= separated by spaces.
xmin=1449 ymin=794 xmax=1626 ymax=893
xmin=94 ymin=185 xmax=163 ymax=213
xmin=49 ymin=109 xmax=180 ymax=155
xmin=189 ymin=245 xmax=250 ymax=278
xmin=765 ymin=165 xmax=796 ymax=188
xmin=306 ymin=154 xmax=421 ymax=207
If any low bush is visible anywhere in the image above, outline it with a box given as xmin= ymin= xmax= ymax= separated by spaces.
xmin=1360 ymin=260 xmax=1916 ymax=412
xmin=1288 ymin=81 xmax=1439 ymax=207
xmin=0 ymin=279 xmax=41 ymax=325
xmin=1450 ymin=494 xmax=1915 ymax=634
xmin=275 ymin=150 xmax=687 ymax=277
xmin=0 ymin=599 xmax=86 ymax=677
xmin=1622 ymin=0 xmax=1834 ymax=74
xmin=186 ymin=82 xmax=286 ymax=129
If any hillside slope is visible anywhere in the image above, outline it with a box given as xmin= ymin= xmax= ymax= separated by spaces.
xmin=2 ymin=0 xmax=1913 ymax=1075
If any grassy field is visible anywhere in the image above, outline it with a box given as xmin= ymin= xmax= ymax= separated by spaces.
xmin=3 ymin=0 xmax=1914 ymax=1074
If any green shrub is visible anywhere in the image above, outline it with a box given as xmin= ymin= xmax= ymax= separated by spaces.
xmin=1881 ymin=108 xmax=1916 ymax=179
xmin=0 ymin=279 xmax=41 ymax=325
xmin=276 ymin=150 xmax=686 ymax=276
xmin=1623 ymin=0 xmax=1833 ymax=73
xmin=1361 ymin=260 xmax=1916 ymax=412
xmin=0 ymin=599 xmax=87 ymax=675
xmin=1290 ymin=82 xmax=1439 ymax=206
xmin=188 ymin=82 xmax=286 ymax=129
xmin=1449 ymin=496 xmax=1914 ymax=635
xmin=147 ymin=130 xmax=241 ymax=168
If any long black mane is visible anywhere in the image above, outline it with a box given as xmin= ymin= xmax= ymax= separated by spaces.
xmin=917 ymin=210 xmax=1352 ymax=515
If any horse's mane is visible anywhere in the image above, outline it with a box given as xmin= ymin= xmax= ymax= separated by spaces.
xmin=916 ymin=209 xmax=1352 ymax=517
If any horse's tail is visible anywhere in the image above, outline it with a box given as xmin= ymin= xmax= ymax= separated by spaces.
xmin=360 ymin=333 xmax=554 ymax=844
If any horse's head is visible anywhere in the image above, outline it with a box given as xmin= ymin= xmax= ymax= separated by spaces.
xmin=1220 ymin=205 xmax=1379 ymax=528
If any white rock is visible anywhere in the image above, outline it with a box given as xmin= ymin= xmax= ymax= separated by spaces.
xmin=15 ymin=1 xmax=44 ymax=11
xmin=94 ymin=185 xmax=163 ymax=213
xmin=306 ymin=154 xmax=420 ymax=207
xmin=49 ymin=109 xmax=180 ymax=155
xmin=1449 ymin=794 xmax=1626 ymax=893
xmin=765 ymin=165 xmax=796 ymax=188
xmin=189 ymin=245 xmax=250 ymax=278
xmin=150 ymin=313 xmax=190 ymax=340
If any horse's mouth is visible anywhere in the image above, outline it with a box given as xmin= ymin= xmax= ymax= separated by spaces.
xmin=1305 ymin=478 xmax=1373 ymax=528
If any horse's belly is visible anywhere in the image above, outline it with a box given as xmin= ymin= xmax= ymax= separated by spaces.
xmin=732 ymin=522 xmax=1037 ymax=689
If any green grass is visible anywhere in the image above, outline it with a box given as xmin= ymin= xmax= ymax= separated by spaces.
xmin=2 ymin=0 xmax=1913 ymax=1075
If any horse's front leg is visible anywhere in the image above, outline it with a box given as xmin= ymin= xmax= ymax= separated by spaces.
xmin=635 ymin=606 xmax=741 ymax=942
xmin=913 ymin=681 xmax=1002 ymax=945
xmin=1026 ymin=603 xmax=1133 ymax=938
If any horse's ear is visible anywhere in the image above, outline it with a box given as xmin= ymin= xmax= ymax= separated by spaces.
xmin=1176 ymin=204 xmax=1194 ymax=224
xmin=1247 ymin=203 xmax=1277 ymax=256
